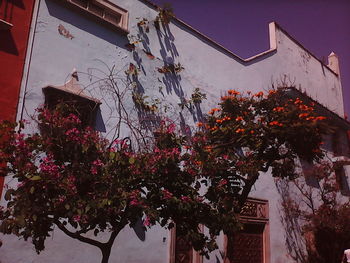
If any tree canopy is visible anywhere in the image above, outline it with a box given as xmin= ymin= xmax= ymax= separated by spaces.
xmin=0 ymin=87 xmax=331 ymax=263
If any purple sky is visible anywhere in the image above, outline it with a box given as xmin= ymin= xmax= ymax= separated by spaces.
xmin=153 ymin=0 xmax=350 ymax=118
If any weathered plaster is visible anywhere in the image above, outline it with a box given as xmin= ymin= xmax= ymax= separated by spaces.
xmin=0 ymin=0 xmax=347 ymax=262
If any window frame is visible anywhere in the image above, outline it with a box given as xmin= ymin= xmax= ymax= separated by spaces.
xmin=58 ymin=0 xmax=129 ymax=34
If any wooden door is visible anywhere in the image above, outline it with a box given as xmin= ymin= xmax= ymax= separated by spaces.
xmin=227 ymin=224 xmax=264 ymax=263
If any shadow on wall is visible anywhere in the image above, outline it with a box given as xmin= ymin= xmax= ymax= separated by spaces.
xmin=275 ymin=179 xmax=308 ymax=263
xmin=2 ymin=0 xmax=25 ymax=9
xmin=45 ymin=0 xmax=129 ymax=48
xmin=156 ymin=22 xmax=182 ymax=98
xmin=132 ymin=218 xmax=146 ymax=242
xmin=0 ymin=30 xmax=18 ymax=55
xmin=131 ymin=16 xmax=205 ymax=132
xmin=0 ymin=0 xmax=25 ymax=25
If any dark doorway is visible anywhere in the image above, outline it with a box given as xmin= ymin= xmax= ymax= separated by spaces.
xmin=227 ymin=223 xmax=265 ymax=263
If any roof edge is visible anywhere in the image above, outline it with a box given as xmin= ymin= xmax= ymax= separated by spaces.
xmin=273 ymin=22 xmax=339 ymax=77
xmin=139 ymin=0 xmax=341 ymax=76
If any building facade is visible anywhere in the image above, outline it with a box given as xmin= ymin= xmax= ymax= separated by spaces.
xmin=0 ymin=0 xmax=349 ymax=262
xmin=0 ymin=0 xmax=36 ymax=197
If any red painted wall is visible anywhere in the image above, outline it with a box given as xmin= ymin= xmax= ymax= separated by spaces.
xmin=0 ymin=0 xmax=36 ymax=196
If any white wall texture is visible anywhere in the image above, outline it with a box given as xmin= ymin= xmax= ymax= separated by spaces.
xmin=0 ymin=0 xmax=347 ymax=262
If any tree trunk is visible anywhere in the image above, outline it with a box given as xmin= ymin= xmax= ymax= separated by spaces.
xmin=100 ymin=245 xmax=112 ymax=263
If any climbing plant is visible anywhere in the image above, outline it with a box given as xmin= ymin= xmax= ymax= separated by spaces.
xmin=278 ymin=160 xmax=350 ymax=263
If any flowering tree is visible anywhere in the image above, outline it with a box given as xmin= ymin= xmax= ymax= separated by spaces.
xmin=190 ymin=88 xmax=330 ymax=217
xmin=0 ymin=87 xmax=331 ymax=263
xmin=0 ymin=105 xmax=234 ymax=263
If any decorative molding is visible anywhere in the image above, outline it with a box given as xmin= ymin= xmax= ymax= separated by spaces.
xmin=240 ymin=198 xmax=269 ymax=222
xmin=42 ymin=70 xmax=101 ymax=104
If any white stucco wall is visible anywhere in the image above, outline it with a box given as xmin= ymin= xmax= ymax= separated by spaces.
xmin=0 ymin=0 xmax=346 ymax=262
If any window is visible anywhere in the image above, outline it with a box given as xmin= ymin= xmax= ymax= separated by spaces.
xmin=0 ymin=0 xmax=13 ymax=30
xmin=42 ymin=72 xmax=101 ymax=127
xmin=62 ymin=0 xmax=128 ymax=34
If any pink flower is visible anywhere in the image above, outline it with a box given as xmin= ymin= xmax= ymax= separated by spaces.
xmin=143 ymin=216 xmax=151 ymax=227
xmin=218 ymin=179 xmax=228 ymax=186
xmin=73 ymin=215 xmax=81 ymax=222
xmin=167 ymin=123 xmax=176 ymax=133
xmin=90 ymin=166 xmax=98 ymax=175
xmin=162 ymin=189 xmax=173 ymax=199
xmin=92 ymin=159 xmax=103 ymax=166
xmin=40 ymin=155 xmax=61 ymax=178
xmin=67 ymin=114 xmax=81 ymax=124
xmin=196 ymin=196 xmax=204 ymax=202
xmin=65 ymin=128 xmax=79 ymax=136
xmin=181 ymin=196 xmax=191 ymax=202
xmin=130 ymin=199 xmax=139 ymax=206
xmin=17 ymin=182 xmax=26 ymax=188
xmin=58 ymin=196 xmax=66 ymax=203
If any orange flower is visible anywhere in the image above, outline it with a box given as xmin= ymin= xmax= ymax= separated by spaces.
xmin=294 ymin=98 xmax=303 ymax=105
xmin=315 ymin=116 xmax=326 ymax=121
xmin=204 ymin=146 xmax=213 ymax=152
xmin=273 ymin=107 xmax=284 ymax=112
xmin=208 ymin=108 xmax=220 ymax=115
xmin=228 ymin=89 xmax=240 ymax=96
xmin=298 ymin=113 xmax=309 ymax=118
xmin=268 ymin=90 xmax=277 ymax=95
xmin=254 ymin=91 xmax=264 ymax=97
xmin=299 ymin=104 xmax=314 ymax=111
xmin=250 ymin=130 xmax=255 ymax=134
xmin=269 ymin=121 xmax=283 ymax=127
xmin=235 ymin=116 xmax=243 ymax=122
xmin=196 ymin=122 xmax=203 ymax=127
xmin=235 ymin=128 xmax=245 ymax=133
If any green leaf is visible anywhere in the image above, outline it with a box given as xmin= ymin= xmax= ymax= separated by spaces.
xmin=109 ymin=152 xmax=116 ymax=160
xmin=17 ymin=215 xmax=25 ymax=226
xmin=65 ymin=204 xmax=70 ymax=210
xmin=129 ymin=157 xmax=135 ymax=164
xmin=30 ymin=186 xmax=35 ymax=194
xmin=4 ymin=189 xmax=15 ymax=201
xmin=82 ymin=145 xmax=88 ymax=153
xmin=30 ymin=176 xmax=41 ymax=181
xmin=32 ymin=215 xmax=37 ymax=221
